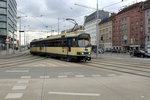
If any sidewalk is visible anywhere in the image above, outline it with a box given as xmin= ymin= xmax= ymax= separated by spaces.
xmin=0 ymin=49 xmax=29 ymax=59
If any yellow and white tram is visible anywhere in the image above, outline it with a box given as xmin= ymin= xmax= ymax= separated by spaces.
xmin=30 ymin=30 xmax=92 ymax=62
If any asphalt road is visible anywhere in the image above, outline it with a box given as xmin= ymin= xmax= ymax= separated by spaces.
xmin=0 ymin=53 xmax=150 ymax=100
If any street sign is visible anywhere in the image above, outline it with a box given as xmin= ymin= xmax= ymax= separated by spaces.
xmin=0 ymin=40 xmax=4 ymax=43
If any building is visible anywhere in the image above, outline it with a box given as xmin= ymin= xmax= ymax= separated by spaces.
xmin=84 ymin=10 xmax=110 ymax=49
xmin=0 ymin=0 xmax=17 ymax=50
xmin=99 ymin=16 xmax=114 ymax=52
xmin=144 ymin=0 xmax=150 ymax=53
xmin=112 ymin=2 xmax=145 ymax=52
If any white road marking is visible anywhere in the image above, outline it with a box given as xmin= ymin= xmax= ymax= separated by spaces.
xmin=12 ymin=85 xmax=27 ymax=90
xmin=40 ymin=76 xmax=50 ymax=79
xmin=58 ymin=75 xmax=68 ymax=78
xmin=107 ymin=74 xmax=116 ymax=77
xmin=5 ymin=93 xmax=23 ymax=99
xmin=92 ymin=75 xmax=101 ymax=77
xmin=21 ymin=76 xmax=31 ymax=79
xmin=48 ymin=92 xmax=101 ymax=96
xmin=141 ymin=96 xmax=145 ymax=98
xmin=6 ymin=70 xmax=29 ymax=73
xmin=17 ymin=80 xmax=29 ymax=84
xmin=75 ymin=75 xmax=84 ymax=78
xmin=47 ymin=63 xmax=57 ymax=67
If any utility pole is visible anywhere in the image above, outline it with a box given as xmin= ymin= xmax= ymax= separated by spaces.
xmin=58 ymin=18 xmax=59 ymax=35
xmin=19 ymin=17 xmax=21 ymax=52
xmin=51 ymin=26 xmax=52 ymax=36
xmin=12 ymin=24 xmax=15 ymax=54
xmin=96 ymin=0 xmax=100 ymax=58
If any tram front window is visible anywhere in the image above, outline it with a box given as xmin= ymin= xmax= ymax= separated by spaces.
xmin=78 ymin=39 xmax=90 ymax=47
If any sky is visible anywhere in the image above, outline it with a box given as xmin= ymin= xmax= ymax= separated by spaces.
xmin=16 ymin=0 xmax=146 ymax=44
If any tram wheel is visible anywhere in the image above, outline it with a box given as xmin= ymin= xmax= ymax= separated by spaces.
xmin=66 ymin=57 xmax=71 ymax=62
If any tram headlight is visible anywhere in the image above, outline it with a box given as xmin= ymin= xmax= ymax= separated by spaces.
xmin=77 ymin=52 xmax=84 ymax=55
xmin=88 ymin=52 xmax=91 ymax=55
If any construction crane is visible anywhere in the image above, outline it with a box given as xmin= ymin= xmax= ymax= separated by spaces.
xmin=74 ymin=3 xmax=115 ymax=13
xmin=74 ymin=3 xmax=101 ymax=10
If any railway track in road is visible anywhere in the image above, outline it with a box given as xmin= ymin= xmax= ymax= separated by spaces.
xmin=0 ymin=54 xmax=46 ymax=69
xmin=82 ymin=60 xmax=150 ymax=77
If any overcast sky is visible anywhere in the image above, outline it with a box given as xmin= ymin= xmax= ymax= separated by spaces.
xmin=16 ymin=0 xmax=146 ymax=44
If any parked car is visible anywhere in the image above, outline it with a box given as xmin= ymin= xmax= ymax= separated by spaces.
xmin=132 ymin=50 xmax=150 ymax=58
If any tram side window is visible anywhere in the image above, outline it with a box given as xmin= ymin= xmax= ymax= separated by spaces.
xmin=62 ymin=38 xmax=67 ymax=47
xmin=72 ymin=38 xmax=77 ymax=47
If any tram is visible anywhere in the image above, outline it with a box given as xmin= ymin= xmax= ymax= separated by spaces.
xmin=30 ymin=30 xmax=92 ymax=62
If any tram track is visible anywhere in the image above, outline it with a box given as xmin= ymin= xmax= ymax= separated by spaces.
xmin=91 ymin=60 xmax=150 ymax=70
xmin=0 ymin=55 xmax=46 ymax=69
xmin=93 ymin=59 xmax=150 ymax=67
xmin=81 ymin=61 xmax=150 ymax=77
xmin=0 ymin=55 xmax=43 ymax=65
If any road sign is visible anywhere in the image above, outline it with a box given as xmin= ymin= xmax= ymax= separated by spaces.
xmin=0 ymin=40 xmax=4 ymax=43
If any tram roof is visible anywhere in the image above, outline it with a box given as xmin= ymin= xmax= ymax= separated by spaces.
xmin=31 ymin=30 xmax=88 ymax=42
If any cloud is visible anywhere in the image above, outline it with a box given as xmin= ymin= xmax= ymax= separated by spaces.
xmin=16 ymin=0 xmax=146 ymax=43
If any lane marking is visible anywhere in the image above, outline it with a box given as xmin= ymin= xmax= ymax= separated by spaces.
xmin=40 ymin=76 xmax=50 ymax=79
xmin=21 ymin=76 xmax=31 ymax=79
xmin=12 ymin=85 xmax=27 ymax=90
xmin=107 ymin=74 xmax=116 ymax=77
xmin=48 ymin=92 xmax=100 ymax=96
xmin=6 ymin=70 xmax=29 ymax=73
xmin=5 ymin=93 xmax=23 ymax=99
xmin=75 ymin=75 xmax=84 ymax=78
xmin=58 ymin=75 xmax=68 ymax=78
xmin=47 ymin=63 xmax=57 ymax=67
xmin=17 ymin=80 xmax=29 ymax=84
xmin=92 ymin=75 xmax=101 ymax=77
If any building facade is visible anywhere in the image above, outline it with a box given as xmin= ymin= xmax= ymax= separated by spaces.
xmin=99 ymin=16 xmax=113 ymax=52
xmin=112 ymin=2 xmax=145 ymax=52
xmin=84 ymin=10 xmax=110 ymax=48
xmin=0 ymin=0 xmax=17 ymax=49
xmin=144 ymin=0 xmax=150 ymax=53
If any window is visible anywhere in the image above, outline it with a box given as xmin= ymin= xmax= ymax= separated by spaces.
xmin=0 ymin=29 xmax=6 ymax=35
xmin=0 ymin=15 xmax=6 ymax=21
xmin=141 ymin=27 xmax=143 ymax=31
xmin=0 ymin=8 xmax=6 ymax=14
xmin=0 ymin=1 xmax=6 ymax=7
xmin=147 ymin=36 xmax=150 ymax=41
xmin=72 ymin=38 xmax=77 ymax=47
xmin=148 ymin=27 xmax=150 ymax=33
xmin=0 ymin=22 xmax=6 ymax=28
xmin=148 ymin=19 xmax=150 ymax=25
xmin=136 ymin=27 xmax=138 ymax=31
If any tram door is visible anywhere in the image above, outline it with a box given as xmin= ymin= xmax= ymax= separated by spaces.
xmin=61 ymin=37 xmax=68 ymax=57
xmin=67 ymin=38 xmax=72 ymax=56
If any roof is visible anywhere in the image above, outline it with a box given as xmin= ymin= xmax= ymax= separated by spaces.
xmin=118 ymin=2 xmax=144 ymax=15
xmin=144 ymin=0 xmax=150 ymax=10
xmin=84 ymin=10 xmax=110 ymax=24
xmin=99 ymin=15 xmax=114 ymax=25
xmin=31 ymin=30 xmax=86 ymax=42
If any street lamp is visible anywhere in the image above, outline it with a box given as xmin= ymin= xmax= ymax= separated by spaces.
xmin=24 ymin=25 xmax=30 ymax=49
xmin=17 ymin=16 xmax=27 ymax=52
xmin=12 ymin=23 xmax=16 ymax=54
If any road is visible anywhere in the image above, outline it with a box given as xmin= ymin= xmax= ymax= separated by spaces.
xmin=0 ymin=53 xmax=150 ymax=100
